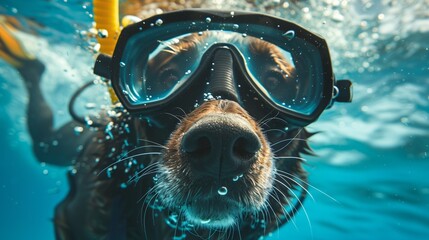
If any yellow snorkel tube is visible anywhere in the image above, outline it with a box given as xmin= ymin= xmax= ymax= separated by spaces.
xmin=93 ymin=0 xmax=143 ymax=104
xmin=93 ymin=0 xmax=120 ymax=56
xmin=93 ymin=0 xmax=120 ymax=103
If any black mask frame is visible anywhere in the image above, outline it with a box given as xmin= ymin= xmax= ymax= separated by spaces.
xmin=94 ymin=9 xmax=352 ymax=127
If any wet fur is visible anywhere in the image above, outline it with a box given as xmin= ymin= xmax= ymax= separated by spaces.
xmin=54 ymin=12 xmax=312 ymax=240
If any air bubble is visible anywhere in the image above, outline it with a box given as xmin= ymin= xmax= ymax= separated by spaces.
xmin=185 ymin=70 xmax=192 ymax=75
xmin=205 ymin=17 xmax=211 ymax=23
xmin=200 ymin=219 xmax=211 ymax=224
xmin=283 ymin=30 xmax=295 ymax=40
xmin=233 ymin=24 xmax=239 ymax=30
xmin=242 ymin=33 xmax=247 ymax=38
xmin=74 ymin=126 xmax=84 ymax=135
xmin=155 ymin=19 xmax=163 ymax=26
xmin=85 ymin=102 xmax=96 ymax=109
xmin=218 ymin=186 xmax=228 ymax=196
xmin=97 ymin=29 xmax=108 ymax=38
xmin=120 ymin=183 xmax=127 ymax=189
xmin=233 ymin=176 xmax=239 ymax=182
xmin=166 ymin=213 xmax=179 ymax=228
xmin=120 ymin=62 xmax=126 ymax=67
xmin=70 ymin=168 xmax=77 ymax=175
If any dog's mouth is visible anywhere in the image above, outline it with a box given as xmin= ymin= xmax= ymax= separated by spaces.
xmin=183 ymin=195 xmax=241 ymax=228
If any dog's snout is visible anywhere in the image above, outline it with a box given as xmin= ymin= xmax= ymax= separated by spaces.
xmin=181 ymin=114 xmax=261 ymax=178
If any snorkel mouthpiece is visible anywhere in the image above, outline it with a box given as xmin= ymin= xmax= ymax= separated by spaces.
xmin=206 ymin=47 xmax=239 ymax=102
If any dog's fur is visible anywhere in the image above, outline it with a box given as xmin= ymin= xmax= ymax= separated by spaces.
xmin=54 ymin=30 xmax=313 ymax=240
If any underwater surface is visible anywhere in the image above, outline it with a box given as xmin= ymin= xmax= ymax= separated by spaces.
xmin=0 ymin=0 xmax=428 ymax=239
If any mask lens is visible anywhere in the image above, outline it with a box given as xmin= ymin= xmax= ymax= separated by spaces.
xmin=118 ymin=21 xmax=326 ymax=116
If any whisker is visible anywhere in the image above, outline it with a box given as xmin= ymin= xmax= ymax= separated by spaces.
xmin=286 ymin=184 xmax=313 ymax=238
xmin=272 ymin=128 xmax=303 ymax=153
xmin=271 ymin=185 xmax=298 ymax=229
xmin=274 ymin=156 xmax=308 ymax=163
xmin=265 ymin=193 xmax=282 ymax=234
xmin=140 ymin=185 xmax=157 ymax=240
xmin=269 ymin=190 xmax=287 ymax=221
xmin=97 ymin=152 xmax=162 ymax=176
xmin=277 ymin=169 xmax=339 ymax=204
xmin=274 ymin=171 xmax=314 ymax=201
xmin=173 ymin=107 xmax=187 ymax=118
xmin=137 ymin=183 xmax=158 ymax=204
xmin=259 ymin=115 xmax=288 ymax=127
xmin=274 ymin=172 xmax=313 ymax=236
xmin=163 ymin=112 xmax=183 ymax=122
xmin=277 ymin=173 xmax=315 ymax=201
xmin=234 ymin=219 xmax=242 ymax=240
xmin=271 ymin=138 xmax=308 ymax=147
xmin=263 ymin=128 xmax=287 ymax=135
xmin=128 ymin=162 xmax=159 ymax=183
xmin=131 ymin=167 xmax=160 ymax=185
xmin=137 ymin=138 xmax=166 ymax=148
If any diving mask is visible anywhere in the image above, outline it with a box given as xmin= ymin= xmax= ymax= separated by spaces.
xmin=94 ymin=9 xmax=352 ymax=127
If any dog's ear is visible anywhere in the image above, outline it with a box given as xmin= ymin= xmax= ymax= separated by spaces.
xmin=300 ymin=129 xmax=318 ymax=156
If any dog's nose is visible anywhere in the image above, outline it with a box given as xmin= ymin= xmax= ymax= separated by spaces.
xmin=181 ymin=114 xmax=261 ymax=178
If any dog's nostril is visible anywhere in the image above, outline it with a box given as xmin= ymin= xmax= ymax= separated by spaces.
xmin=233 ymin=135 xmax=261 ymax=161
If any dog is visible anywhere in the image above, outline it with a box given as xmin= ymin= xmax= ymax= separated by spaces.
xmin=53 ymin=31 xmax=313 ymax=240
xmin=1 ymin=4 xmax=314 ymax=240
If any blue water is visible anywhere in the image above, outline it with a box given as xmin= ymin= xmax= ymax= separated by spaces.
xmin=1 ymin=0 xmax=428 ymax=239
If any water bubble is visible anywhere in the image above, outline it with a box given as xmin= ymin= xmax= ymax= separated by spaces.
xmin=120 ymin=183 xmax=127 ymax=189
xmin=283 ymin=30 xmax=295 ymax=40
xmin=242 ymin=33 xmax=247 ymax=38
xmin=74 ymin=126 xmax=84 ymax=135
xmin=200 ymin=219 xmax=211 ymax=224
xmin=155 ymin=19 xmax=163 ymax=26
xmin=106 ymin=167 xmax=113 ymax=178
xmin=205 ymin=17 xmax=211 ymax=23
xmin=70 ymin=168 xmax=77 ymax=175
xmin=85 ymin=102 xmax=96 ymax=109
xmin=198 ymin=31 xmax=203 ymax=36
xmin=166 ymin=213 xmax=179 ymax=228
xmin=218 ymin=186 xmax=228 ymax=196
xmin=52 ymin=140 xmax=59 ymax=146
xmin=233 ymin=176 xmax=240 ymax=182
xmin=120 ymin=62 xmax=126 ymax=67
xmin=76 ymin=145 xmax=83 ymax=152
xmin=185 ymin=70 xmax=192 ymax=75
xmin=97 ymin=29 xmax=108 ymax=38
xmin=153 ymin=174 xmax=159 ymax=182
xmin=43 ymin=169 xmax=49 ymax=175
xmin=230 ymin=11 xmax=235 ymax=17
xmin=233 ymin=24 xmax=239 ymax=30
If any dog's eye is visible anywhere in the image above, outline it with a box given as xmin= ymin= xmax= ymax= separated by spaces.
xmin=262 ymin=70 xmax=285 ymax=92
xmin=158 ymin=67 xmax=180 ymax=89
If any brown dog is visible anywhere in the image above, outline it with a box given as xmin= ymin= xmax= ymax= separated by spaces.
xmin=53 ymin=31 xmax=312 ymax=239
